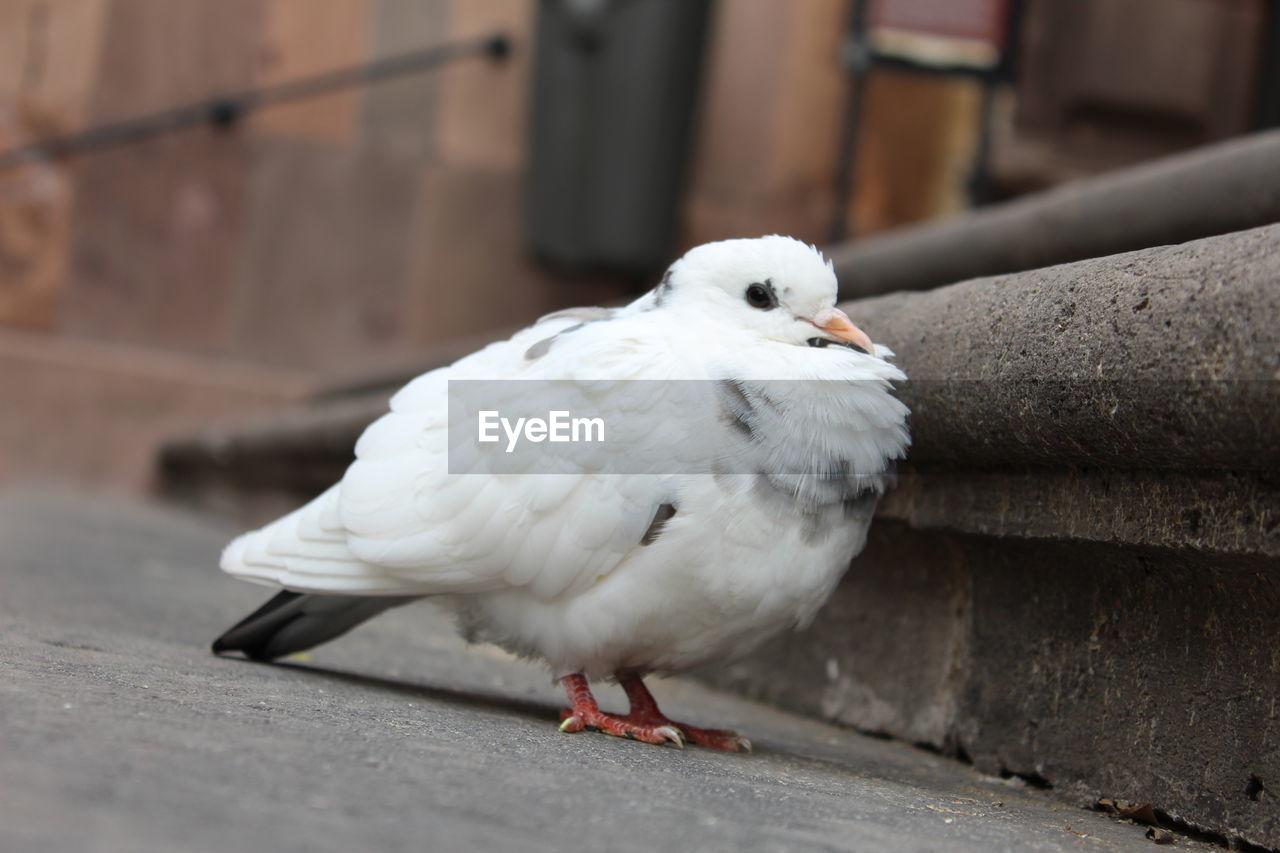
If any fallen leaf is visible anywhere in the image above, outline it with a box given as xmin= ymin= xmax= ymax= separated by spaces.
xmin=1118 ymin=803 xmax=1161 ymax=826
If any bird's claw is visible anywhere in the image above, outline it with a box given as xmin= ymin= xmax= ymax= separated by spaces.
xmin=557 ymin=676 xmax=750 ymax=752
xmin=666 ymin=722 xmax=752 ymax=752
xmin=655 ymin=725 xmax=685 ymax=749
xmin=557 ymin=708 xmax=686 ymax=748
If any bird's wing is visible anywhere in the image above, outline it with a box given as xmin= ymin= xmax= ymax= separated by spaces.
xmin=221 ymin=312 xmax=698 ymax=600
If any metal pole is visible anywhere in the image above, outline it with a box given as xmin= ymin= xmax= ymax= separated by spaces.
xmin=827 ymin=0 xmax=871 ymax=244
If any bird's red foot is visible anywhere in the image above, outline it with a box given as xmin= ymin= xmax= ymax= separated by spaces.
xmin=653 ymin=720 xmax=750 ymax=752
xmin=558 ymin=705 xmax=685 ymax=747
xmin=557 ymin=673 xmax=751 ymax=752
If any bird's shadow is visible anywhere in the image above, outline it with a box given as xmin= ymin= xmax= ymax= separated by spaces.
xmin=216 ymin=654 xmax=772 ymax=758
xmin=226 ymin=654 xmax=564 ymax=724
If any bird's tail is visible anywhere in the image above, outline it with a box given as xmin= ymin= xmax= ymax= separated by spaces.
xmin=211 ymin=590 xmax=419 ymax=661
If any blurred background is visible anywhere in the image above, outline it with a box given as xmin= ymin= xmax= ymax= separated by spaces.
xmin=1 ymin=0 xmax=1277 ymax=497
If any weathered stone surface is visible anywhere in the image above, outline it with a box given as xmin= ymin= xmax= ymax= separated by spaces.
xmin=832 ymin=131 xmax=1280 ymax=298
xmin=707 ymin=523 xmax=1280 ymax=850
xmin=843 ymin=224 xmax=1280 ymax=471
xmin=882 ymin=468 xmax=1278 ymax=558
xmin=703 ymin=223 xmax=1280 ymax=849
xmin=839 ymin=225 xmax=1280 ymax=568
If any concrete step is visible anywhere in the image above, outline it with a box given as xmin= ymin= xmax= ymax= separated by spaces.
xmin=154 ymin=223 xmax=1280 ymax=849
xmin=0 ymin=489 xmax=1205 ymax=853
xmin=0 ymin=328 xmax=314 ymax=494
xmin=831 ymin=129 xmax=1280 ymax=299
xmin=718 ymin=223 xmax=1280 ymax=850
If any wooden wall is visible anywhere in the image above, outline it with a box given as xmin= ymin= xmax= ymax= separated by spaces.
xmin=0 ymin=0 xmax=983 ymax=372
xmin=0 ymin=0 xmax=988 ymax=492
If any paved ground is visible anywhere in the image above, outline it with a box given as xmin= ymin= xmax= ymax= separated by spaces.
xmin=0 ymin=490 xmax=1208 ymax=852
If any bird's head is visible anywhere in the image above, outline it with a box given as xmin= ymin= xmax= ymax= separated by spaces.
xmin=658 ymin=235 xmax=875 ymax=355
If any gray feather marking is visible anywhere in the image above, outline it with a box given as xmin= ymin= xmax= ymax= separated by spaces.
xmin=524 ymin=323 xmax=586 ymax=360
xmin=640 ymin=503 xmax=677 ymax=546
xmin=652 ymin=269 xmax=675 ymax=307
xmin=538 ymin=306 xmax=617 ymax=324
xmin=717 ymin=379 xmax=758 ymax=440
xmin=749 ymin=472 xmax=881 ymax=545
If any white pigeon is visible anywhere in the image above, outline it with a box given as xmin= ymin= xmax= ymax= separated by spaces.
xmin=213 ymin=235 xmax=910 ymax=751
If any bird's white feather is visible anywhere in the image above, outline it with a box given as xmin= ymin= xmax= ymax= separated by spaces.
xmin=220 ymin=235 xmax=910 ymax=677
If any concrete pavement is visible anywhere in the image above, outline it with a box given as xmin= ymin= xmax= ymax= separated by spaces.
xmin=0 ymin=491 xmax=1208 ymax=852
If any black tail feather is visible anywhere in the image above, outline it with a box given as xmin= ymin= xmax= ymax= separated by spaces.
xmin=212 ymin=590 xmax=418 ymax=661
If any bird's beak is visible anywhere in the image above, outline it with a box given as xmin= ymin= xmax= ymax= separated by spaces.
xmin=808 ymin=307 xmax=874 ymax=354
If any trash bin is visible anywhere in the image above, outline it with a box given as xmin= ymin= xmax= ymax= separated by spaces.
xmin=524 ymin=0 xmax=713 ymax=277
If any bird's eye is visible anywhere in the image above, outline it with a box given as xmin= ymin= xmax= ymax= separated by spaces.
xmin=744 ymin=282 xmax=777 ymax=310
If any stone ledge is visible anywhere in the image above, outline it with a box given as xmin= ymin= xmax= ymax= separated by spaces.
xmin=157 ymin=225 xmax=1280 ymax=847
xmin=703 ymin=522 xmax=1280 ymax=851
xmin=882 ymin=468 xmax=1277 ymax=558
xmin=832 ymin=130 xmax=1280 ymax=299
xmin=841 ymin=224 xmax=1280 ymax=472
xmin=749 ymin=223 xmax=1279 ymax=849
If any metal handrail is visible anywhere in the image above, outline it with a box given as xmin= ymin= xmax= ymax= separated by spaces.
xmin=0 ymin=32 xmax=510 ymax=173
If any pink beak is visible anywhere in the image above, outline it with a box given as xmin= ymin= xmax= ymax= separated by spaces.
xmin=808 ymin=307 xmax=874 ymax=354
